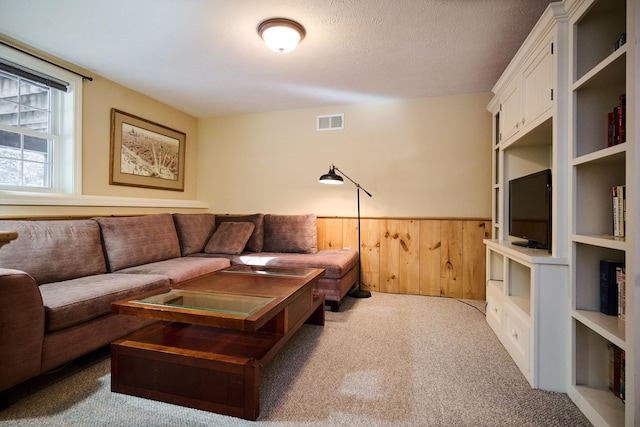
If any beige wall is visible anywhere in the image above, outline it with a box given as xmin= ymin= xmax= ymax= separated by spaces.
xmin=82 ymin=76 xmax=199 ymax=201
xmin=197 ymin=92 xmax=493 ymax=218
xmin=2 ymin=75 xmax=205 ymax=218
xmin=1 ymin=41 xmax=492 ymax=220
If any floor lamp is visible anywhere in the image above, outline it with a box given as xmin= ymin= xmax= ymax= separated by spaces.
xmin=319 ymin=164 xmax=372 ymax=298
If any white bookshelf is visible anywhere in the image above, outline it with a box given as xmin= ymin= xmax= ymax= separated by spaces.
xmin=566 ymin=0 xmax=635 ymax=425
xmin=488 ymin=0 xmax=636 ymax=423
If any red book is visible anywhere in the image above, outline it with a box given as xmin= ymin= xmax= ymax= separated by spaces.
xmin=618 ymin=94 xmax=626 ymax=144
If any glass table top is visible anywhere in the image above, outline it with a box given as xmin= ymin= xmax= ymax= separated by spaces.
xmin=221 ymin=264 xmax=314 ymax=278
xmin=132 ymin=289 xmax=275 ymax=316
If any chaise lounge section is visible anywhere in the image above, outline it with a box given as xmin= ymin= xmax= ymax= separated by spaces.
xmin=187 ymin=213 xmax=358 ymax=311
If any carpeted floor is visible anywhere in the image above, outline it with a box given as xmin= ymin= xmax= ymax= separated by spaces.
xmin=0 ymin=292 xmax=591 ymax=426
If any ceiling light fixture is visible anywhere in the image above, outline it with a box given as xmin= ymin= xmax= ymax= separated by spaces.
xmin=257 ymin=18 xmax=305 ymax=54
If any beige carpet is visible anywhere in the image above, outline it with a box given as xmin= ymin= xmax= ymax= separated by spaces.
xmin=0 ymin=292 xmax=591 ymax=426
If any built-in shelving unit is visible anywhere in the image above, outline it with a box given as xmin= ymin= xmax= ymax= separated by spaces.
xmin=485 ymin=240 xmax=568 ymax=390
xmin=485 ymin=2 xmax=570 ymax=393
xmin=489 ymin=0 xmax=636 ymax=424
xmin=566 ymin=0 xmax=634 ymax=425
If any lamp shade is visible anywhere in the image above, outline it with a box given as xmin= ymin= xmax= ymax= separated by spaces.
xmin=258 ymin=18 xmax=306 ymax=54
xmin=319 ymin=165 xmax=344 ymax=184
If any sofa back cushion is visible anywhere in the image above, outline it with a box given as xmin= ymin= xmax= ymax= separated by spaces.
xmin=215 ymin=213 xmax=264 ymax=252
xmin=172 ymin=213 xmax=216 ymax=256
xmin=0 ymin=219 xmax=106 ymax=284
xmin=94 ymin=214 xmax=181 ymax=272
xmin=262 ymin=214 xmax=318 ymax=254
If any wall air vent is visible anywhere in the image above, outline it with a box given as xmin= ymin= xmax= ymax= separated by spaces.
xmin=317 ymin=114 xmax=344 ymax=131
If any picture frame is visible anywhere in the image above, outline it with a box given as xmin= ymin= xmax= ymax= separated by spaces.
xmin=110 ymin=109 xmax=186 ymax=191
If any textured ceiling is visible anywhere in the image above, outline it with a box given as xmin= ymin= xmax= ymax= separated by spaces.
xmin=0 ymin=0 xmax=554 ymax=118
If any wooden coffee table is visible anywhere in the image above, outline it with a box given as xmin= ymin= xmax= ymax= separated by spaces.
xmin=110 ymin=265 xmax=325 ymax=420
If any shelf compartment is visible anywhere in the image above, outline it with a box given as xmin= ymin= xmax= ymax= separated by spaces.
xmin=493 ymin=186 xmax=501 ymax=238
xmin=488 ymin=250 xmax=505 ymax=282
xmin=500 ymin=116 xmax=552 ymax=151
xmin=573 ymin=46 xmax=626 ymax=92
xmin=573 ymin=309 xmax=625 ymax=349
xmin=574 ymin=160 xmax=625 ymax=236
xmin=504 ymin=144 xmax=552 ymax=182
xmin=570 ymin=385 xmax=625 ymax=427
xmin=507 ymin=258 xmax=531 ymax=316
xmin=573 ymin=53 xmax=626 ymax=158
xmin=573 ymin=320 xmax=625 ymax=426
xmin=574 ymin=0 xmax=627 ymax=80
xmin=494 ymin=148 xmax=500 ymax=185
xmin=573 ymin=242 xmax=624 ymax=311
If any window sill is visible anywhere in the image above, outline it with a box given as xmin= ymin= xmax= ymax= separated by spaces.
xmin=0 ymin=191 xmax=208 ymax=209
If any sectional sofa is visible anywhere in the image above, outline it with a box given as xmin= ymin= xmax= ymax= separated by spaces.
xmin=0 ymin=213 xmax=357 ymax=404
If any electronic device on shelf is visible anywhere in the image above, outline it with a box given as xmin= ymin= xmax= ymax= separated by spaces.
xmin=508 ymin=169 xmax=552 ymax=252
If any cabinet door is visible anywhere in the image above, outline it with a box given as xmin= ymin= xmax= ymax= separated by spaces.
xmin=504 ymin=308 xmax=531 ymax=372
xmin=500 ymin=79 xmax=520 ymax=142
xmin=522 ymin=37 xmax=554 ymax=127
xmin=486 ymin=285 xmax=504 ymax=331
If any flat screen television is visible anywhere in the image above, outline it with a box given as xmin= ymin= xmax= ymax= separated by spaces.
xmin=508 ymin=169 xmax=552 ymax=251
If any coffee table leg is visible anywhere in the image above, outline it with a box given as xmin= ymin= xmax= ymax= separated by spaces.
xmin=306 ymin=293 xmax=325 ymax=326
xmin=244 ymin=361 xmax=260 ymax=420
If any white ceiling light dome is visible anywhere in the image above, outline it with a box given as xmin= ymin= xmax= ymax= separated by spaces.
xmin=258 ymin=18 xmax=306 ymax=54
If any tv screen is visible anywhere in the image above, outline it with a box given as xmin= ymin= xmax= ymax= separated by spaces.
xmin=508 ymin=169 xmax=552 ymax=251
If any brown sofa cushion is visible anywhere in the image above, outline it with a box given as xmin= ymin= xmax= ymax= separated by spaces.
xmin=0 ymin=220 xmax=106 ymax=284
xmin=263 ymin=214 xmax=318 ymax=254
xmin=116 ymin=256 xmax=231 ymax=284
xmin=232 ymin=249 xmax=356 ymax=279
xmin=93 ymin=214 xmax=181 ymax=272
xmin=204 ymin=222 xmax=255 ymax=255
xmin=172 ymin=213 xmax=216 ymax=256
xmin=39 ymin=273 xmax=169 ymax=332
xmin=215 ymin=213 xmax=264 ymax=252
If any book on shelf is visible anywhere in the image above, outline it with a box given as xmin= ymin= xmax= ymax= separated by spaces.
xmin=600 ymin=259 xmax=624 ymax=316
xmin=607 ymin=112 xmax=615 ymax=147
xmin=612 ymin=185 xmax=626 ymax=238
xmin=618 ymin=94 xmax=626 ymax=145
xmin=621 ymin=351 xmax=626 ymax=403
xmin=607 ymin=93 xmax=626 ymax=147
xmin=617 ymin=265 xmax=626 ymax=321
xmin=608 ymin=343 xmax=625 ymax=402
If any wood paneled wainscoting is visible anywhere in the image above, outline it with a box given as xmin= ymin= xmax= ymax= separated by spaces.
xmin=317 ymin=218 xmax=491 ymax=300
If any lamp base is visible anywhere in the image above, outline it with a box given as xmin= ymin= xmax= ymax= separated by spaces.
xmin=348 ymin=286 xmax=372 ymax=299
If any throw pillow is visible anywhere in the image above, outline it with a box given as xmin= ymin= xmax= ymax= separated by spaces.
xmin=204 ymin=221 xmax=255 ymax=255
xmin=262 ymin=214 xmax=318 ymax=254
xmin=215 ymin=213 xmax=264 ymax=252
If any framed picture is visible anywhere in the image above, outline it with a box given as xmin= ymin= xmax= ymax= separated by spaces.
xmin=110 ymin=109 xmax=186 ymax=191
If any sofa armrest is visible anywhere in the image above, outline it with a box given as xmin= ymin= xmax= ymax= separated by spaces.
xmin=0 ymin=269 xmax=45 ymax=391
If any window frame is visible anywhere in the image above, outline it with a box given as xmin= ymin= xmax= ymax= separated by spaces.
xmin=0 ymin=44 xmax=82 ymax=195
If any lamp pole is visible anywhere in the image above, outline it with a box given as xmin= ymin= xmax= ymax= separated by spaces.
xmin=321 ymin=165 xmax=372 ymax=298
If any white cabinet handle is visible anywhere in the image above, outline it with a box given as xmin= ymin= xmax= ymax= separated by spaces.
xmin=511 ymin=329 xmax=518 ymax=339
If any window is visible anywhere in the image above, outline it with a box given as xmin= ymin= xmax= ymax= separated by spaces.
xmin=0 ymin=71 xmax=55 ymax=187
xmin=0 ymin=45 xmax=82 ymax=194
